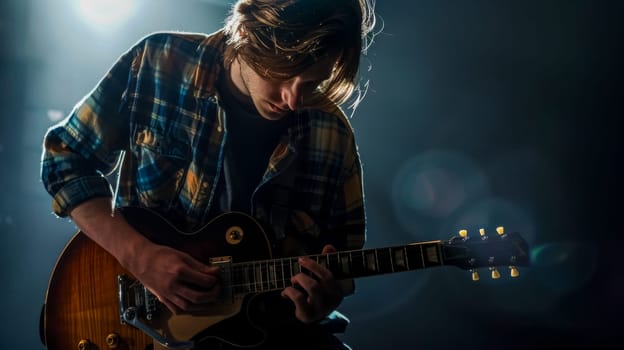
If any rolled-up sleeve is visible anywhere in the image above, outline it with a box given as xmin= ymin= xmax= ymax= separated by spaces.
xmin=40 ymin=42 xmax=141 ymax=217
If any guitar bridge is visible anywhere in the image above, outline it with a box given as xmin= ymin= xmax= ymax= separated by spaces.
xmin=117 ymin=275 xmax=194 ymax=349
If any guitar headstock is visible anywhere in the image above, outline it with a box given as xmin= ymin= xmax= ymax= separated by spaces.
xmin=441 ymin=226 xmax=530 ymax=281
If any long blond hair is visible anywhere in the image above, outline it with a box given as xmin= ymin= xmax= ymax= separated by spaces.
xmin=224 ymin=0 xmax=376 ymax=111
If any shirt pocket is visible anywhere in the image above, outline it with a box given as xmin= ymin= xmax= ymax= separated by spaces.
xmin=131 ymin=128 xmax=191 ymax=209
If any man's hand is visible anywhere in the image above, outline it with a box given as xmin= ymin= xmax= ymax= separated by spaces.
xmin=281 ymin=245 xmax=343 ymax=323
xmin=68 ymin=198 xmax=221 ymax=315
xmin=130 ymin=243 xmax=221 ymax=314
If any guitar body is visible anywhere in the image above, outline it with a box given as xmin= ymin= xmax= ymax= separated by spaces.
xmin=44 ymin=232 xmax=153 ymax=350
xmin=44 ymin=207 xmax=275 ymax=350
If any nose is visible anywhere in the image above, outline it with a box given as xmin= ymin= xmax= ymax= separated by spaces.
xmin=281 ymin=79 xmax=302 ymax=111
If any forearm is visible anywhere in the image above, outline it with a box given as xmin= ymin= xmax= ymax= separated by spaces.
xmin=68 ymin=197 xmax=151 ymax=270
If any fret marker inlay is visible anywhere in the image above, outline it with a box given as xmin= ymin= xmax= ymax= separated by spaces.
xmin=394 ymin=249 xmax=405 ymax=268
xmin=341 ymin=255 xmax=350 ymax=274
xmin=427 ymin=246 xmax=439 ymax=263
xmin=366 ymin=252 xmax=377 ymax=271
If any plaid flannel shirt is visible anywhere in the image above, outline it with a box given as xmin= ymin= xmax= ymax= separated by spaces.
xmin=41 ymin=30 xmax=366 ymax=255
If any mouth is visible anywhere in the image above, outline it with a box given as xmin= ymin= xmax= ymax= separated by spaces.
xmin=268 ymin=102 xmax=287 ymax=114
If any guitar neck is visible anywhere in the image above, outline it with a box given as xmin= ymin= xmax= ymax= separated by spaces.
xmin=227 ymin=241 xmax=444 ymax=295
xmin=119 ymin=207 xmax=528 ymax=299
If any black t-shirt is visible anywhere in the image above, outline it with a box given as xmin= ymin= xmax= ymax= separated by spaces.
xmin=208 ymin=69 xmax=291 ymax=218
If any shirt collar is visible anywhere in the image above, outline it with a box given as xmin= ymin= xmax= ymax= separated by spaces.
xmin=192 ymin=30 xmax=227 ymax=99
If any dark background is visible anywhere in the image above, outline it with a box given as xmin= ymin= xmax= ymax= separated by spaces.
xmin=1 ymin=0 xmax=622 ymax=348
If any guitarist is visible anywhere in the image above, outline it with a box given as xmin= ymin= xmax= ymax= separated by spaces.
xmin=40 ymin=0 xmax=377 ymax=349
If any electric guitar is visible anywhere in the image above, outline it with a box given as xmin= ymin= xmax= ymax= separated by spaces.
xmin=42 ymin=206 xmax=530 ymax=350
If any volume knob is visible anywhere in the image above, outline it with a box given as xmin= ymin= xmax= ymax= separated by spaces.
xmin=77 ymin=339 xmax=91 ymax=350
xmin=106 ymin=333 xmax=120 ymax=348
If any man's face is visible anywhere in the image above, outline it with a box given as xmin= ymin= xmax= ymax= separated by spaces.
xmin=231 ymin=56 xmax=335 ymax=121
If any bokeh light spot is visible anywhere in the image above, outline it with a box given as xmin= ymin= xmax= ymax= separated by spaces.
xmin=392 ymin=150 xmax=489 ymax=238
xmin=531 ymin=241 xmax=598 ymax=294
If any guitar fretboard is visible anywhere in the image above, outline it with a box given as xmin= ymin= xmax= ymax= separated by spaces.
xmin=227 ymin=241 xmax=443 ymax=295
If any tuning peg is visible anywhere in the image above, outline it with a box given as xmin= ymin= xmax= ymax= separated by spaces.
xmin=479 ymin=228 xmax=486 ymax=237
xmin=490 ymin=267 xmax=501 ymax=279
xmin=496 ymin=226 xmax=505 ymax=236
xmin=471 ymin=269 xmax=480 ymax=281
xmin=459 ymin=229 xmax=468 ymax=238
xmin=509 ymin=266 xmax=520 ymax=278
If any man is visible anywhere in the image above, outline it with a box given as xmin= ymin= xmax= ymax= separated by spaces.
xmin=41 ymin=0 xmax=376 ymax=348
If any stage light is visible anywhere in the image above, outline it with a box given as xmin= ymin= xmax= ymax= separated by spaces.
xmin=76 ymin=0 xmax=138 ymax=30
